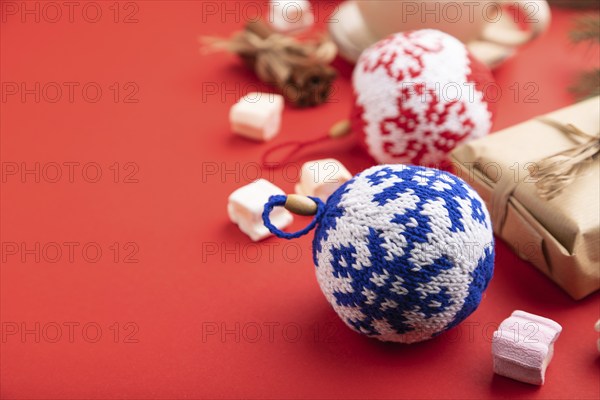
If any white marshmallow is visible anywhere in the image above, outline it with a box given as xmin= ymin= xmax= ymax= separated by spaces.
xmin=269 ymin=0 xmax=314 ymax=34
xmin=229 ymin=92 xmax=284 ymax=141
xmin=295 ymin=158 xmax=352 ymax=201
xmin=492 ymin=310 xmax=562 ymax=385
xmin=228 ymin=179 xmax=293 ymax=241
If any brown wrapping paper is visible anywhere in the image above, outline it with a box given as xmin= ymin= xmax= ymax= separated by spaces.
xmin=451 ymin=97 xmax=600 ymax=300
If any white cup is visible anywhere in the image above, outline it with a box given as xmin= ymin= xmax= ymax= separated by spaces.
xmin=329 ymin=0 xmax=551 ymax=67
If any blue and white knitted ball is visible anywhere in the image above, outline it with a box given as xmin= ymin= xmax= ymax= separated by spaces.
xmin=311 ymin=164 xmax=494 ymax=343
xmin=263 ymin=164 xmax=495 ymax=343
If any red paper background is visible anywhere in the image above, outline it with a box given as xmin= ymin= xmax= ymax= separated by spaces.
xmin=1 ymin=1 xmax=599 ymax=399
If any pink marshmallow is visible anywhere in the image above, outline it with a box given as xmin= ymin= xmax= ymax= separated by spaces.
xmin=229 ymin=93 xmax=284 ymax=141
xmin=269 ymin=0 xmax=314 ymax=34
xmin=295 ymin=158 xmax=352 ymax=201
xmin=492 ymin=310 xmax=562 ymax=385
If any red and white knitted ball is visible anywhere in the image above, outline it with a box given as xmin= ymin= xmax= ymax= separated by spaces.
xmin=351 ymin=29 xmax=495 ymax=166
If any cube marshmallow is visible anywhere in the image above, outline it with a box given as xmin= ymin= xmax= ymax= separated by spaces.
xmin=228 ymin=179 xmax=292 ymax=241
xmin=492 ymin=310 xmax=562 ymax=385
xmin=295 ymin=158 xmax=352 ymax=202
xmin=269 ymin=0 xmax=314 ymax=33
xmin=229 ymin=92 xmax=284 ymax=141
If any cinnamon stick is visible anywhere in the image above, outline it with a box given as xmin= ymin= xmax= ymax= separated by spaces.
xmin=202 ymin=19 xmax=337 ymax=107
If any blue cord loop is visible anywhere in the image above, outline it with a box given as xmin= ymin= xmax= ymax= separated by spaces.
xmin=262 ymin=195 xmax=325 ymax=239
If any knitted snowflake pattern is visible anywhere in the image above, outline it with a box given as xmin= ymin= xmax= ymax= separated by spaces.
xmin=351 ymin=29 xmax=493 ymax=166
xmin=312 ymin=164 xmax=494 ymax=343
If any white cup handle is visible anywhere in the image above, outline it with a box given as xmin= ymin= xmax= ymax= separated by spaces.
xmin=481 ymin=0 xmax=551 ymax=47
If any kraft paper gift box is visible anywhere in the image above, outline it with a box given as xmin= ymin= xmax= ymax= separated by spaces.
xmin=451 ymin=97 xmax=600 ymax=300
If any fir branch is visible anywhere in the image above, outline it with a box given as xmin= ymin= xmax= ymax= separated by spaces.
xmin=570 ymin=68 xmax=600 ymax=98
xmin=570 ymin=15 xmax=600 ymax=43
xmin=547 ymin=0 xmax=599 ymax=9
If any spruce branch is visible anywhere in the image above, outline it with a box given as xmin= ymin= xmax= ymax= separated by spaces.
xmin=570 ymin=15 xmax=600 ymax=43
xmin=570 ymin=68 xmax=600 ymax=98
xmin=547 ymin=0 xmax=599 ymax=9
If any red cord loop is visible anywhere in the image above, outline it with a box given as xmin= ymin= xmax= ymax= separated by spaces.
xmin=261 ymin=134 xmax=331 ymax=169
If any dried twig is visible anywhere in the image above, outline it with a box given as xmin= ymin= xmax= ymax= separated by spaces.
xmin=201 ymin=20 xmax=337 ymax=107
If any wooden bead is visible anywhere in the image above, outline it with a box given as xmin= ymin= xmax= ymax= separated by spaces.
xmin=328 ymin=119 xmax=351 ymax=139
xmin=284 ymin=194 xmax=318 ymax=216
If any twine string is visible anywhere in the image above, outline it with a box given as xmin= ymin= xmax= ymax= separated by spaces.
xmin=260 ymin=134 xmax=331 ymax=168
xmin=490 ymin=118 xmax=599 ymax=233
xmin=533 ymin=119 xmax=600 ymax=200
xmin=201 ymin=27 xmax=337 ymax=88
